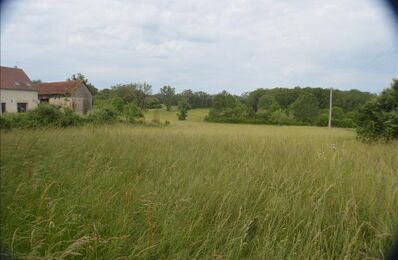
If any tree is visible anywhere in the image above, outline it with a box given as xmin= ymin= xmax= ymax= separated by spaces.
xmin=67 ymin=73 xmax=98 ymax=95
xmin=258 ymin=95 xmax=280 ymax=113
xmin=356 ymin=79 xmax=398 ymax=141
xmin=177 ymin=99 xmax=189 ymax=120
xmin=135 ymin=83 xmax=152 ymax=110
xmin=112 ymin=84 xmax=137 ymax=103
xmin=290 ymin=93 xmax=320 ymax=124
xmin=31 ymin=79 xmax=42 ymax=84
xmin=191 ymin=91 xmax=212 ymax=108
xmin=160 ymin=86 xmax=175 ymax=111
xmin=181 ymin=89 xmax=193 ymax=107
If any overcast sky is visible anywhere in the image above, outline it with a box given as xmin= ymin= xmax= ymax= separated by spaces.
xmin=1 ymin=0 xmax=397 ymax=94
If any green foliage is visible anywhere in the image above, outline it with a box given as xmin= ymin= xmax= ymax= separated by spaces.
xmin=145 ymin=97 xmax=162 ymax=109
xmin=258 ymin=95 xmax=281 ymax=114
xmin=290 ymin=93 xmax=320 ymax=124
xmin=111 ymin=96 xmax=125 ymax=113
xmin=87 ymin=107 xmax=117 ymax=124
xmin=56 ymin=108 xmax=82 ymax=127
xmin=0 ymin=104 xmax=83 ymax=129
xmin=207 ymin=91 xmax=250 ymax=123
xmin=317 ymin=107 xmax=355 ymax=128
xmin=123 ymin=103 xmax=144 ymax=123
xmin=177 ymin=99 xmax=189 ymax=120
xmin=356 ymin=79 xmax=398 ymax=141
xmin=160 ymin=86 xmax=175 ymax=111
xmin=31 ymin=79 xmax=42 ymax=84
xmin=269 ymin=109 xmax=291 ymax=125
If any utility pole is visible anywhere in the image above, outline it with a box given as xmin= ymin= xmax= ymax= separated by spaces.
xmin=328 ymin=87 xmax=333 ymax=128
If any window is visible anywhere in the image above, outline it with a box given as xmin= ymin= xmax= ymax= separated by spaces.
xmin=15 ymin=81 xmax=20 ymax=86
xmin=1 ymin=103 xmax=6 ymax=113
xmin=17 ymin=103 xmax=27 ymax=112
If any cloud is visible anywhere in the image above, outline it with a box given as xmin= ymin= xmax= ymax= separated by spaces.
xmin=1 ymin=0 xmax=396 ymax=93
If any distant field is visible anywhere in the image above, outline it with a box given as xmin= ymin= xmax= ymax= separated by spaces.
xmin=1 ymin=108 xmax=397 ymax=259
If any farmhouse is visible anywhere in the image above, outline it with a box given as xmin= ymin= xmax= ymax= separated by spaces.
xmin=0 ymin=66 xmax=39 ymax=113
xmin=33 ymin=81 xmax=93 ymax=114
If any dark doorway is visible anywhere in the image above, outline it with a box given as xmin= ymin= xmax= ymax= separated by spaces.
xmin=1 ymin=103 xmax=6 ymax=113
xmin=17 ymin=103 xmax=27 ymax=112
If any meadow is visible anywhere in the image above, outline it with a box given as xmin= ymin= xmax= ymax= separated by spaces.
xmin=1 ymin=108 xmax=397 ymax=259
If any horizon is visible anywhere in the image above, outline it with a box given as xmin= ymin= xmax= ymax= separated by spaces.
xmin=1 ymin=0 xmax=397 ymax=94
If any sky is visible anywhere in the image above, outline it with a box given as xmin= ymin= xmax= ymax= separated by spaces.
xmin=1 ymin=0 xmax=397 ymax=94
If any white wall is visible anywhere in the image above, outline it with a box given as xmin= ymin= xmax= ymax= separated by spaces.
xmin=0 ymin=89 xmax=39 ymax=113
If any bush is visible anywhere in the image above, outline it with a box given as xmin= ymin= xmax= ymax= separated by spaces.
xmin=356 ymin=79 xmax=398 ymax=141
xmin=177 ymin=99 xmax=189 ymax=120
xmin=87 ymin=107 xmax=117 ymax=124
xmin=0 ymin=104 xmax=85 ymax=129
xmin=123 ymin=103 xmax=143 ymax=124
xmin=26 ymin=103 xmax=63 ymax=127
xmin=57 ymin=108 xmax=83 ymax=127
xmin=0 ymin=113 xmax=28 ymax=129
xmin=111 ymin=96 xmax=125 ymax=113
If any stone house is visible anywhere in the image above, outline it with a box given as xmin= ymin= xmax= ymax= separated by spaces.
xmin=0 ymin=66 xmax=39 ymax=113
xmin=33 ymin=81 xmax=93 ymax=114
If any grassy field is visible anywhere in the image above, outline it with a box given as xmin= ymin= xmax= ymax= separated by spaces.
xmin=1 ymin=108 xmax=397 ymax=259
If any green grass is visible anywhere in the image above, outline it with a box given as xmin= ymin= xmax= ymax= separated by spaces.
xmin=1 ymin=108 xmax=397 ymax=259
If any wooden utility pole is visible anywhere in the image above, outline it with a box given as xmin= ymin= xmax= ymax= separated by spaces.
xmin=328 ymin=87 xmax=333 ymax=128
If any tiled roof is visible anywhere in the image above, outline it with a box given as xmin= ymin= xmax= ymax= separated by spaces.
xmin=0 ymin=66 xmax=35 ymax=91
xmin=33 ymin=81 xmax=83 ymax=95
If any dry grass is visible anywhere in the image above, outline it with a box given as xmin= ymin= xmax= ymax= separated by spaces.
xmin=1 ymin=108 xmax=397 ymax=259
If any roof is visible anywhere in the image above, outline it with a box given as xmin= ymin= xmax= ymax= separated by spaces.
xmin=0 ymin=66 xmax=35 ymax=91
xmin=33 ymin=81 xmax=84 ymax=95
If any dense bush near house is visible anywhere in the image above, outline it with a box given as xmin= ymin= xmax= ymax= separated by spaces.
xmin=0 ymin=104 xmax=83 ymax=129
xmin=87 ymin=107 xmax=118 ymax=124
xmin=57 ymin=108 xmax=83 ymax=127
xmin=24 ymin=103 xmax=64 ymax=127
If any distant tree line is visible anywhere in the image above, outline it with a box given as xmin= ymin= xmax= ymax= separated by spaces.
xmin=206 ymin=87 xmax=376 ymax=128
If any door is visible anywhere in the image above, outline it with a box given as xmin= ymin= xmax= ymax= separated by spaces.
xmin=17 ymin=103 xmax=27 ymax=112
xmin=1 ymin=103 xmax=5 ymax=113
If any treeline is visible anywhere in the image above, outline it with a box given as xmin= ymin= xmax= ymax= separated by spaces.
xmin=206 ymin=87 xmax=375 ymax=128
xmin=95 ymin=84 xmax=212 ymax=111
xmin=94 ymin=82 xmax=374 ymax=127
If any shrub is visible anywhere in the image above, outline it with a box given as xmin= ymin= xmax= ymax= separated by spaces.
xmin=356 ymin=79 xmax=398 ymax=141
xmin=0 ymin=113 xmax=28 ymax=129
xmin=123 ymin=103 xmax=143 ymax=124
xmin=177 ymin=99 xmax=189 ymax=120
xmin=25 ymin=103 xmax=63 ymax=127
xmin=57 ymin=108 xmax=83 ymax=127
xmin=0 ymin=104 xmax=85 ymax=129
xmin=87 ymin=107 xmax=117 ymax=124
xmin=111 ymin=96 xmax=125 ymax=113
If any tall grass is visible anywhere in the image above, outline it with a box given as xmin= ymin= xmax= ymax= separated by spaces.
xmin=1 ymin=109 xmax=397 ymax=259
